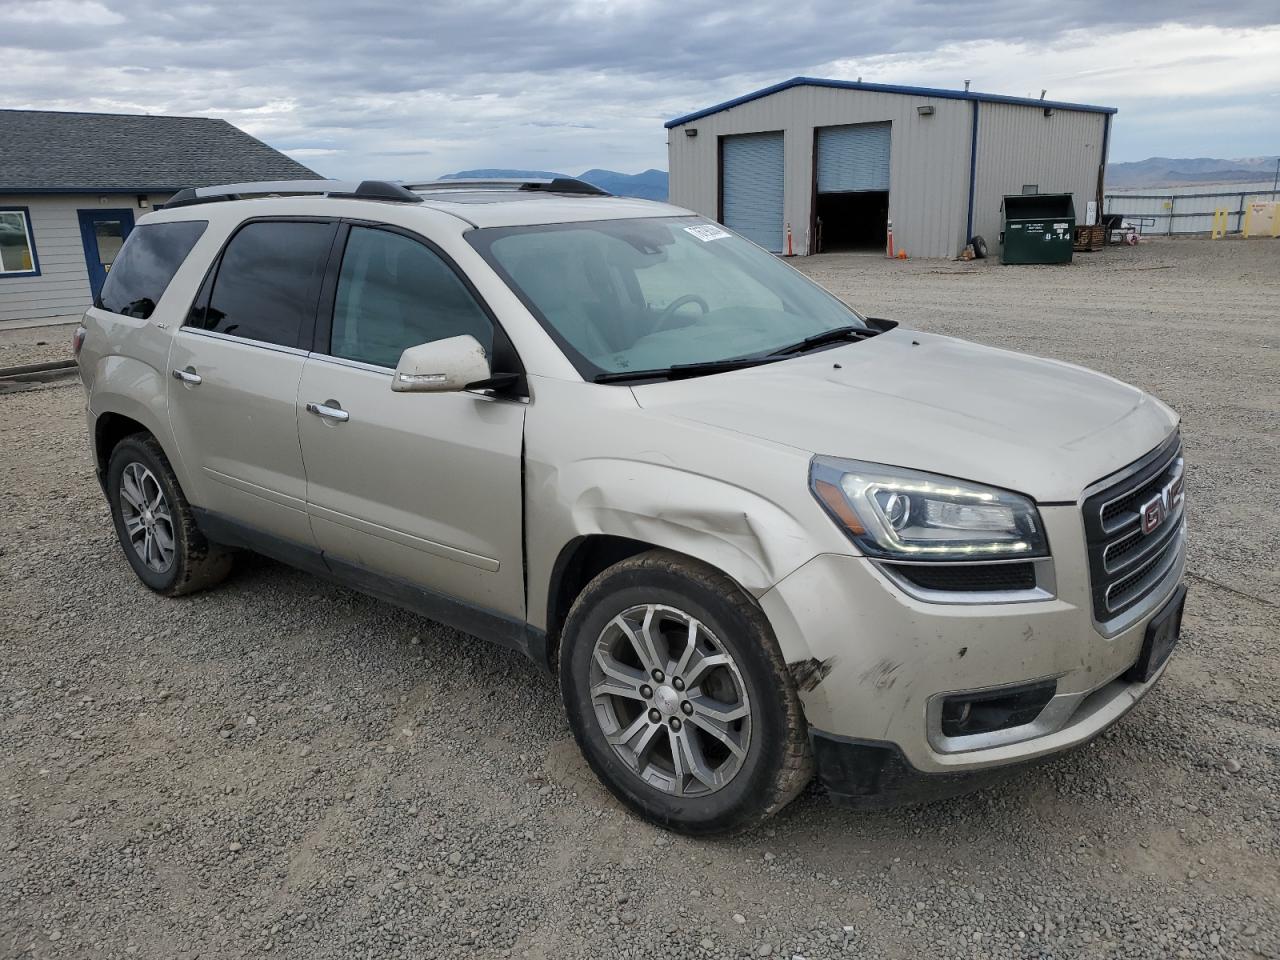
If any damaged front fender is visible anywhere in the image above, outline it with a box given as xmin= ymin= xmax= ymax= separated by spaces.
xmin=521 ymin=377 xmax=853 ymax=642
xmin=565 ymin=458 xmax=816 ymax=594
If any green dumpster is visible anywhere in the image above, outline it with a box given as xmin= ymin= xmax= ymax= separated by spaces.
xmin=1000 ymin=193 xmax=1076 ymax=264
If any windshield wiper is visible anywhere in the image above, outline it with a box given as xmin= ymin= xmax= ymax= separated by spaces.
xmin=593 ymin=355 xmax=779 ymax=384
xmin=592 ymin=323 xmax=890 ymax=383
xmin=768 ymin=325 xmax=881 ymax=357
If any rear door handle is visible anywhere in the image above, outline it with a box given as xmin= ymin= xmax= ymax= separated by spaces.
xmin=172 ymin=367 xmax=202 ymax=385
xmin=306 ymin=401 xmax=350 ymax=423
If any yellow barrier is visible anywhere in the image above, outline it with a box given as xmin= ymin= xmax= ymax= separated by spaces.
xmin=1242 ymin=201 xmax=1279 ymax=238
xmin=1210 ymin=208 xmax=1229 ymax=239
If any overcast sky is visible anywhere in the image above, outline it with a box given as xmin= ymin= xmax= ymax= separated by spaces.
xmin=4 ymin=0 xmax=1277 ymax=179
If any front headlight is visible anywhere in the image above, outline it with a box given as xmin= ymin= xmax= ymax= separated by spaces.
xmin=809 ymin=456 xmax=1049 ymax=560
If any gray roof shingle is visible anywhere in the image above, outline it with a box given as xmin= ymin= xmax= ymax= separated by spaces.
xmin=0 ymin=109 xmax=319 ymax=192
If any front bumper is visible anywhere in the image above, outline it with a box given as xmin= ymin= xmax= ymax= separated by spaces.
xmin=758 ymin=504 xmax=1185 ymax=787
xmin=808 ymin=732 xmax=1053 ymax=809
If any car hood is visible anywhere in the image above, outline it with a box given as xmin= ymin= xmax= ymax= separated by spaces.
xmin=629 ymin=329 xmax=1179 ymax=503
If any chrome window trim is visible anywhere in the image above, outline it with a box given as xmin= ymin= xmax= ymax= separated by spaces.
xmin=175 ymin=326 xmax=309 ymax=358
xmin=305 ymin=352 xmax=393 ymax=376
xmin=300 ymin=350 xmax=524 ymax=405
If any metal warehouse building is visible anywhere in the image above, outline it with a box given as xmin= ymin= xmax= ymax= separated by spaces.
xmin=666 ymin=77 xmax=1116 ymax=258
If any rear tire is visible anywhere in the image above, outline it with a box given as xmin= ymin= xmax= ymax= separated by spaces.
xmin=559 ymin=550 xmax=812 ymax=835
xmin=106 ymin=434 xmax=232 ymax=596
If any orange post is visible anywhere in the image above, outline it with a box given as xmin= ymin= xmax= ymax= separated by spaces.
xmin=886 ymin=219 xmax=895 ymax=258
xmin=785 ymin=222 xmax=794 ymax=256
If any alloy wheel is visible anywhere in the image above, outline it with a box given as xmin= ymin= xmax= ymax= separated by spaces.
xmin=118 ymin=462 xmax=175 ymax=573
xmin=589 ymin=603 xmax=752 ymax=797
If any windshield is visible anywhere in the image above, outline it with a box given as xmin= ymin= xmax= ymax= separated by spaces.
xmin=467 ymin=216 xmax=867 ymax=379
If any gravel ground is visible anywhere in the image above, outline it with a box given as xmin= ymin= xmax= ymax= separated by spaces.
xmin=2 ymin=236 xmax=1278 ymax=959
xmin=0 ymin=323 xmax=77 ymax=371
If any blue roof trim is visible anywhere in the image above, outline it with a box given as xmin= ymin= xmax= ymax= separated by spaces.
xmin=664 ymin=77 xmax=1118 ymax=128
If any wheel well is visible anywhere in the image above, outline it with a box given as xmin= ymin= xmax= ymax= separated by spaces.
xmin=544 ymin=535 xmax=653 ymax=668
xmin=94 ymin=413 xmax=149 ymax=480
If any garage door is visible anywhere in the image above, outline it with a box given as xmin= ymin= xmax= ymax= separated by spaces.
xmin=816 ymin=123 xmax=891 ymax=192
xmin=721 ymin=132 xmax=784 ymax=252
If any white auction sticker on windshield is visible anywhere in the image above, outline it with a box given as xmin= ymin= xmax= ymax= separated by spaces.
xmin=684 ymin=224 xmax=731 ymax=242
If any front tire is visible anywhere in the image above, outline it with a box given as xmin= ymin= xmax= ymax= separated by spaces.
xmin=560 ymin=550 xmax=813 ymax=834
xmin=106 ymin=434 xmax=232 ymax=596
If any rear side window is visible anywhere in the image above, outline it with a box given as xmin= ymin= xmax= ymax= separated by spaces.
xmin=191 ymin=220 xmax=334 ymax=348
xmin=97 ymin=220 xmax=207 ymax=319
xmin=330 ymin=226 xmax=494 ymax=368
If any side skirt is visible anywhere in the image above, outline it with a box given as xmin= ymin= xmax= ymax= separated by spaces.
xmin=192 ymin=508 xmax=546 ymax=663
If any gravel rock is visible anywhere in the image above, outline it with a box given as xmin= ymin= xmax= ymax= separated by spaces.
xmin=2 ymin=240 xmax=1277 ymax=959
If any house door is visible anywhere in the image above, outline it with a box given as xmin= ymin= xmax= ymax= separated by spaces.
xmin=77 ymin=209 xmax=135 ymax=301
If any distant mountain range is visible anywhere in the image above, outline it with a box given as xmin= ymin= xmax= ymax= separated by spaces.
xmin=441 ymin=158 xmax=1279 ymax=195
xmin=1107 ymin=156 xmax=1280 ymax=189
xmin=440 ymin=168 xmax=669 ymax=200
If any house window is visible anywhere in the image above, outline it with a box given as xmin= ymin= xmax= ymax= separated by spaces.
xmin=0 ymin=208 xmax=40 ymax=277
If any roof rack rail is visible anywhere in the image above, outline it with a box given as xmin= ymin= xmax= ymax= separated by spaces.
xmin=161 ymin=179 xmax=423 ymax=209
xmin=405 ymin=177 xmax=610 ymax=197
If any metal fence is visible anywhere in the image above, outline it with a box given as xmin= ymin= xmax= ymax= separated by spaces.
xmin=1103 ymin=185 xmax=1280 ymax=235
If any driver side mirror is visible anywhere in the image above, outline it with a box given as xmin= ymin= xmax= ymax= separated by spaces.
xmin=392 ymin=335 xmax=492 ymax=393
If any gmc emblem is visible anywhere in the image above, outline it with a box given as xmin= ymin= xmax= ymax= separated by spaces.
xmin=1140 ymin=497 xmax=1164 ymax=534
xmin=1140 ymin=473 xmax=1185 ymax=536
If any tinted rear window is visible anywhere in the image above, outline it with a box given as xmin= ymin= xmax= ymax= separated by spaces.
xmin=192 ymin=220 xmax=335 ymax=348
xmin=98 ymin=220 xmax=208 ymax=319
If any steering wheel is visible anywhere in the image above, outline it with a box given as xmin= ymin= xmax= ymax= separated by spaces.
xmin=654 ymin=294 xmax=710 ymax=332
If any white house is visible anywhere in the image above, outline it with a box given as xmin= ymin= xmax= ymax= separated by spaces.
xmin=0 ymin=109 xmax=317 ymax=325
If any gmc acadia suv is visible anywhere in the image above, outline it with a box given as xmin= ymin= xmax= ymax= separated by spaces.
xmin=76 ymin=177 xmax=1187 ymax=834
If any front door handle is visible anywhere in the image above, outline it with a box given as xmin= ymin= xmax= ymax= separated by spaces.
xmin=172 ymin=367 xmax=202 ymax=385
xmin=306 ymin=401 xmax=350 ymax=423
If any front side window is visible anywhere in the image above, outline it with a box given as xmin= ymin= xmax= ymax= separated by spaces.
xmin=98 ymin=220 xmax=207 ymax=318
xmin=468 ymin=216 xmax=866 ymax=378
xmin=191 ymin=220 xmax=335 ymax=348
xmin=0 ymin=208 xmax=38 ymax=276
xmin=330 ymin=226 xmax=493 ymax=368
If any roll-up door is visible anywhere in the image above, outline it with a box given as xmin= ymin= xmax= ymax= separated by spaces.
xmin=720 ymin=132 xmax=784 ymax=252
xmin=816 ymin=123 xmax=891 ymax=193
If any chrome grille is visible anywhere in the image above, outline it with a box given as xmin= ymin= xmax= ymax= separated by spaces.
xmin=1082 ymin=434 xmax=1185 ymax=623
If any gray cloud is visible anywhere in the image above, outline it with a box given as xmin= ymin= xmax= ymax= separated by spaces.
xmin=3 ymin=0 xmax=1277 ymax=176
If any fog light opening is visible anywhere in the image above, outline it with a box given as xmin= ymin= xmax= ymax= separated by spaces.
xmin=940 ymin=680 xmax=1056 ymax=738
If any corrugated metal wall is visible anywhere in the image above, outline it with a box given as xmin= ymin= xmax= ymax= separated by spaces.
xmin=971 ymin=104 xmax=1105 ymax=247
xmin=669 ymin=85 xmax=1108 ymax=259
xmin=0 ymin=193 xmax=168 ymax=324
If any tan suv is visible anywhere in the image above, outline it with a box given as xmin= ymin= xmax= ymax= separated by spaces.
xmin=76 ymin=177 xmax=1187 ymax=834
